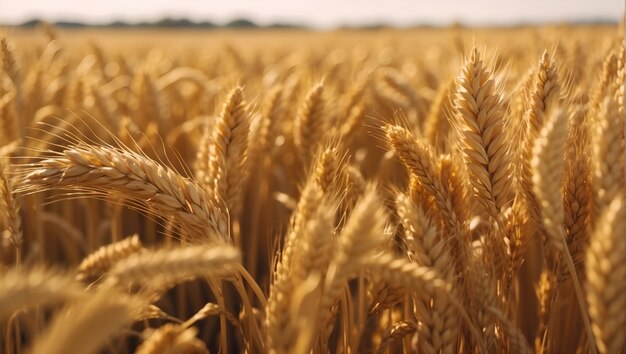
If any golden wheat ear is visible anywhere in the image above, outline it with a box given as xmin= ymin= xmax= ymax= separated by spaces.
xmin=314 ymin=186 xmax=388 ymax=333
xmin=365 ymin=253 xmax=486 ymax=352
xmin=586 ymin=195 xmax=625 ymax=354
xmin=531 ymin=108 xmax=568 ymax=250
xmin=532 ymin=108 xmax=598 ymax=354
xmin=266 ymin=177 xmax=337 ymax=354
xmin=374 ymin=321 xmax=417 ymax=354
xmin=453 ymin=47 xmax=513 ymax=219
xmin=19 ymin=143 xmax=229 ymax=242
xmin=520 ymin=50 xmax=563 ymax=218
xmin=256 ymin=83 xmax=285 ymax=156
xmin=591 ymin=97 xmax=625 ymax=222
xmin=135 ymin=324 xmax=209 ymax=354
xmin=105 ymin=244 xmax=240 ymax=288
xmin=384 ymin=124 xmax=468 ymax=275
xmin=27 ymin=289 xmax=140 ymax=354
xmin=76 ymin=234 xmax=143 ymax=281
xmin=395 ymin=192 xmax=458 ymax=353
xmin=206 ymin=86 xmax=250 ymax=216
xmin=424 ymin=78 xmax=456 ymax=153
xmin=0 ymin=268 xmax=83 ymax=320
xmin=294 ymin=81 xmax=327 ymax=163
xmin=1 ymin=38 xmax=24 ymax=145
xmin=0 ymin=164 xmax=22 ymax=250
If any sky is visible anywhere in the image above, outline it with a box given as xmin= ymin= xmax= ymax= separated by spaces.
xmin=0 ymin=0 xmax=622 ymax=28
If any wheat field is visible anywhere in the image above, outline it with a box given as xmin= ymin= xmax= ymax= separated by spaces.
xmin=0 ymin=24 xmax=624 ymax=354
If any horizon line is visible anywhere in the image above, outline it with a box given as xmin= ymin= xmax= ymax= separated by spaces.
xmin=1 ymin=16 xmax=620 ymax=31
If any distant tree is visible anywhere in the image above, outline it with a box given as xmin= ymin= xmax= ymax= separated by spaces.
xmin=267 ymin=22 xmax=301 ymax=29
xmin=109 ymin=21 xmax=131 ymax=28
xmin=19 ymin=19 xmax=42 ymax=28
xmin=225 ymin=18 xmax=258 ymax=28
xmin=55 ymin=21 xmax=87 ymax=28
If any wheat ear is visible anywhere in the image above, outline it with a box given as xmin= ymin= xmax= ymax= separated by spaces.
xmin=586 ymin=195 xmax=625 ymax=354
xmin=0 ymin=268 xmax=82 ymax=320
xmin=313 ymin=144 xmax=342 ymax=193
xmin=76 ymin=234 xmax=143 ymax=280
xmin=1 ymin=38 xmax=23 ymax=142
xmin=257 ymin=84 xmax=284 ymax=155
xmin=294 ymin=81 xmax=327 ymax=162
xmin=521 ymin=50 xmax=562 ymax=217
xmin=1 ymin=38 xmax=20 ymax=86
xmin=106 ymin=244 xmax=240 ymax=288
xmin=0 ymin=165 xmax=22 ymax=249
xmin=592 ymin=97 xmax=625 ymax=221
xmin=136 ymin=324 xmax=209 ymax=354
xmin=266 ymin=184 xmax=328 ymax=353
xmin=424 ymin=79 xmax=456 ymax=152
xmin=526 ymin=50 xmax=561 ymax=139
xmin=317 ymin=187 xmax=387 ymax=339
xmin=374 ymin=321 xmax=417 ymax=354
xmin=531 ymin=108 xmax=568 ymax=250
xmin=589 ymin=48 xmax=618 ymax=120
xmin=28 ymin=289 xmax=138 ymax=354
xmin=531 ymin=108 xmax=598 ymax=354
xmin=21 ymin=143 xmax=229 ymax=242
xmin=280 ymin=176 xmax=325 ymax=274
xmin=366 ymin=253 xmax=486 ymax=352
xmin=207 ymin=86 xmax=250 ymax=215
xmin=563 ymin=116 xmax=592 ymax=274
xmin=487 ymin=306 xmax=532 ymax=354
xmin=0 ymin=91 xmax=19 ymax=147
xmin=453 ymin=47 xmax=512 ymax=217
xmin=385 ymin=124 xmax=467 ymax=274
xmin=267 ymin=181 xmax=335 ymax=354
xmin=396 ymin=193 xmax=457 ymax=354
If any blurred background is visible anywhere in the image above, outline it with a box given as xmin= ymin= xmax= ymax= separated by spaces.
xmin=0 ymin=0 xmax=622 ymax=29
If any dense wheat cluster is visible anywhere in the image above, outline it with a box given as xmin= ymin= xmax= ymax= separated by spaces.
xmin=0 ymin=24 xmax=624 ymax=354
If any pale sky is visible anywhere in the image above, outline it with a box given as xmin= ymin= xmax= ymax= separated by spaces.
xmin=0 ymin=0 xmax=622 ymax=28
